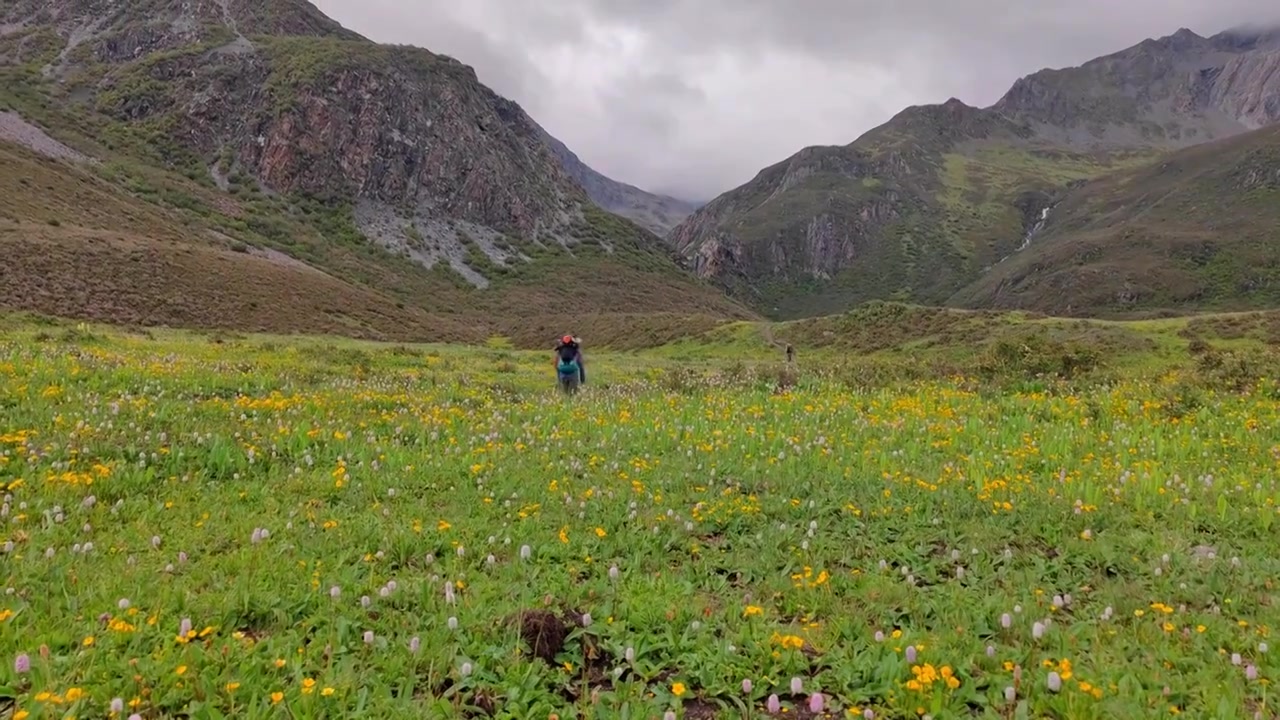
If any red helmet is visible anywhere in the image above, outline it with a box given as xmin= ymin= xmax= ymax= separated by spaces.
xmin=561 ymin=335 xmax=573 ymax=344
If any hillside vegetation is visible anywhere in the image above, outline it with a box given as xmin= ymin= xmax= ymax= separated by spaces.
xmin=952 ymin=125 xmax=1280 ymax=316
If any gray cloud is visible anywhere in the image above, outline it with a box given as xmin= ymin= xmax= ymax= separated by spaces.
xmin=312 ymin=0 xmax=1280 ymax=200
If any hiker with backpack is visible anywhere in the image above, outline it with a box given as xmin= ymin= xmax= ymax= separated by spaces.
xmin=554 ymin=335 xmax=586 ymax=393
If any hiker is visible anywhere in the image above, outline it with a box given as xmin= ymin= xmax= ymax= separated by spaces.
xmin=554 ymin=335 xmax=586 ymax=392
xmin=786 ymin=343 xmax=795 ymax=363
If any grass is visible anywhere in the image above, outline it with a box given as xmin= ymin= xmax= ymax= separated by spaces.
xmin=1 ymin=320 xmax=1280 ymax=719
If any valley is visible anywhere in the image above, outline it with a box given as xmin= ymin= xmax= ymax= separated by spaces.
xmin=3 ymin=4 xmax=1280 ymax=718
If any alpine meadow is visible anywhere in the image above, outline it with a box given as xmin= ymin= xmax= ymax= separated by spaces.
xmin=4 ymin=1 xmax=1280 ymax=719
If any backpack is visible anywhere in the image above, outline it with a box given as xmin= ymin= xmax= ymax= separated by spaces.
xmin=556 ymin=343 xmax=579 ymax=375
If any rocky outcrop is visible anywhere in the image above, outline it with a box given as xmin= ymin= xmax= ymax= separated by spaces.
xmin=245 ymin=43 xmax=579 ymax=240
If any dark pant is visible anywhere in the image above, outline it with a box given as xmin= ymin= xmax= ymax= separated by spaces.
xmin=558 ymin=371 xmax=581 ymax=394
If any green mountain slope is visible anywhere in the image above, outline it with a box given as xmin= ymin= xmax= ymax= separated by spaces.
xmin=671 ymin=27 xmax=1280 ymax=319
xmin=0 ymin=0 xmax=753 ymax=341
xmin=950 ymin=124 xmax=1280 ymax=316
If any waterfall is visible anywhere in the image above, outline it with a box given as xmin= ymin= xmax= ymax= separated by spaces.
xmin=1017 ymin=205 xmax=1053 ymax=252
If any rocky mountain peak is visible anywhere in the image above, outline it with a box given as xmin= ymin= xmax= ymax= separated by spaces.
xmin=1154 ymin=27 xmax=1207 ymax=51
xmin=991 ymin=25 xmax=1280 ymax=142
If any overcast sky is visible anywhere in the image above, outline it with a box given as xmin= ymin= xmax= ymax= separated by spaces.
xmin=311 ymin=0 xmax=1280 ymax=201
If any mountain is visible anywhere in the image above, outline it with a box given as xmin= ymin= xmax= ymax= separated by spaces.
xmin=949 ymin=123 xmax=1280 ymax=316
xmin=0 ymin=0 xmax=752 ymax=343
xmin=991 ymin=27 xmax=1280 ymax=146
xmin=670 ymin=26 xmax=1280 ymax=319
xmin=535 ymin=125 xmax=700 ymax=235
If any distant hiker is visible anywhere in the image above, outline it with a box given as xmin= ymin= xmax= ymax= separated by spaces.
xmin=554 ymin=335 xmax=585 ymax=393
xmin=786 ymin=344 xmax=795 ymax=364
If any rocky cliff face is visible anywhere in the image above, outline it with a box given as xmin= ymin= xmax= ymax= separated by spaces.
xmin=670 ymin=145 xmax=919 ymax=282
xmin=6 ymin=0 xmax=712 ymax=279
xmin=672 ymin=25 xmax=1280 ymax=318
xmin=81 ymin=32 xmax=589 ymax=268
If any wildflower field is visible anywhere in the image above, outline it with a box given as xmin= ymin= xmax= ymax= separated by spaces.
xmin=2 ymin=325 xmax=1279 ymax=719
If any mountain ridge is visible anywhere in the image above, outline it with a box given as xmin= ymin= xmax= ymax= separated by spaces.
xmin=1 ymin=0 xmax=699 ymax=250
xmin=670 ymin=24 xmax=1280 ymax=319
xmin=0 ymin=0 xmax=755 ymax=341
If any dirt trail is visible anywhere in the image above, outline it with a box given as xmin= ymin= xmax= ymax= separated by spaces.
xmin=760 ymin=324 xmax=785 ymax=349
